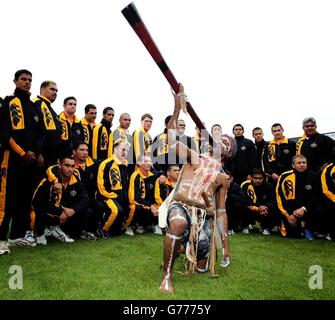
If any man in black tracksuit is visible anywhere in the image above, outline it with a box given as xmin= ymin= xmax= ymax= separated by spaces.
xmin=225 ymin=124 xmax=257 ymax=185
xmin=241 ymin=168 xmax=278 ymax=234
xmin=33 ymin=81 xmax=62 ymax=169
xmin=252 ymin=127 xmax=268 ymax=171
xmin=59 ymin=96 xmax=84 ymax=154
xmin=296 ymin=117 xmax=335 ymax=173
xmin=0 ymin=69 xmax=44 ymax=244
xmin=276 ymin=155 xmax=322 ymax=239
xmin=263 ymin=123 xmax=296 ymax=185
xmin=92 ymin=107 xmax=114 ymax=162
xmin=33 ymin=156 xmax=90 ymax=240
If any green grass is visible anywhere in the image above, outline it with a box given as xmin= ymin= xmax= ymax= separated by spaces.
xmin=0 ymin=232 xmax=334 ymax=300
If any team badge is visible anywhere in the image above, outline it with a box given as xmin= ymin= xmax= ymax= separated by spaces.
xmin=241 ymin=146 xmax=246 ymax=151
xmin=70 ymin=190 xmax=77 ymax=197
xmin=311 ymin=143 xmax=317 ymax=148
xmin=305 ymin=185 xmax=312 ymax=190
xmin=283 ymin=149 xmax=289 ymax=154
xmin=76 ymin=130 xmax=81 ymax=135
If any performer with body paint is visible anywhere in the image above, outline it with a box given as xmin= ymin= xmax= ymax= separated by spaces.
xmin=159 ymin=84 xmax=232 ymax=294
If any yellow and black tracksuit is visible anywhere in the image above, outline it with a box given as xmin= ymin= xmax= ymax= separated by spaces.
xmin=263 ymin=137 xmax=296 ymax=178
xmin=33 ymin=95 xmax=62 ymax=168
xmin=126 ymin=168 xmax=157 ymax=228
xmin=32 ymin=172 xmax=90 ymax=238
xmin=97 ymin=155 xmax=130 ymax=236
xmin=320 ymin=163 xmax=335 ymax=238
xmin=276 ymin=169 xmax=322 ymax=237
xmin=154 ymin=177 xmax=175 ymax=207
xmin=0 ymin=88 xmax=45 ymax=240
xmin=240 ymin=179 xmax=277 ymax=230
xmin=132 ymin=127 xmax=152 ymax=162
xmin=59 ymin=112 xmax=84 ymax=153
xmin=92 ymin=119 xmax=112 ymax=162
xmin=109 ymin=127 xmax=133 ymax=163
xmin=296 ymin=133 xmax=335 ymax=173
xmin=81 ymin=118 xmax=95 ymax=158
xmin=152 ymin=130 xmax=171 ymax=174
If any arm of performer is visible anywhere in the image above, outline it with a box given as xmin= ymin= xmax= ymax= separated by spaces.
xmin=216 ymin=179 xmax=230 ymax=263
xmin=167 ymin=84 xmax=199 ymax=165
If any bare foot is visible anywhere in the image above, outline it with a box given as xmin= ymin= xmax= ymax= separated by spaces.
xmin=159 ymin=274 xmax=175 ymax=294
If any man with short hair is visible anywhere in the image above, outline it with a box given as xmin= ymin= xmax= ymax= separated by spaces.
xmin=59 ymin=96 xmax=84 ymax=153
xmin=0 ymin=69 xmax=44 ymax=249
xmin=132 ymin=113 xmax=153 ymax=163
xmin=155 ymin=165 xmax=180 ymax=207
xmin=33 ymin=81 xmax=62 ymax=169
xmin=276 ymin=155 xmax=321 ymax=240
xmin=126 ymin=154 xmax=160 ymax=235
xmin=252 ymin=127 xmax=268 ymax=172
xmin=97 ymin=139 xmax=131 ymax=238
xmin=264 ymin=123 xmax=296 ymax=184
xmin=175 ymin=119 xmax=192 ymax=166
xmin=81 ymin=104 xmax=97 ymax=157
xmin=240 ymin=168 xmax=277 ymax=235
xmin=32 ymin=155 xmax=90 ymax=244
xmin=225 ymin=124 xmax=257 ymax=185
xmin=109 ymin=112 xmax=133 ymax=164
xmin=296 ymin=117 xmax=335 ymax=173
xmin=92 ymin=107 xmax=114 ymax=162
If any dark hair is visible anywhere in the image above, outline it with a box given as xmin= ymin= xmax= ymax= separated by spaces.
xmin=167 ymin=164 xmax=180 ymax=171
xmin=63 ymin=96 xmax=77 ymax=105
xmin=58 ymin=152 xmax=74 ymax=163
xmin=14 ymin=69 xmax=32 ymax=81
xmin=271 ymin=123 xmax=283 ymax=130
xmin=72 ymin=141 xmax=88 ymax=151
xmin=233 ymin=123 xmax=244 ymax=131
xmin=165 ymin=115 xmax=172 ymax=126
xmin=252 ymin=127 xmax=263 ymax=135
xmin=103 ymin=107 xmax=114 ymax=115
xmin=84 ymin=104 xmax=97 ymax=114
xmin=141 ymin=113 xmax=153 ymax=121
xmin=40 ymin=80 xmax=56 ymax=91
xmin=251 ymin=168 xmax=265 ymax=177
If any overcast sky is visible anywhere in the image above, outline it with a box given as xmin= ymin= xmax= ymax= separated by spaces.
xmin=1 ymin=0 xmax=334 ymax=140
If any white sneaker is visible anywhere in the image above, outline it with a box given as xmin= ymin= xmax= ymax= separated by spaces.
xmin=242 ymin=228 xmax=250 ymax=234
xmin=44 ymin=227 xmax=52 ymax=237
xmin=51 ymin=227 xmax=74 ymax=243
xmin=221 ymin=257 xmax=230 ymax=268
xmin=24 ymin=230 xmax=37 ymax=247
xmin=248 ymin=224 xmax=254 ymax=230
xmin=262 ymin=228 xmax=270 ymax=236
xmin=135 ymin=226 xmax=145 ymax=234
xmin=8 ymin=237 xmax=34 ymax=247
xmin=0 ymin=240 xmax=10 ymax=255
xmin=124 ymin=227 xmax=134 ymax=236
xmin=36 ymin=234 xmax=47 ymax=245
xmin=228 ymin=230 xmax=235 ymax=236
xmin=272 ymin=226 xmax=279 ymax=233
xmin=153 ymin=224 xmax=163 ymax=235
xmin=326 ymin=233 xmax=332 ymax=241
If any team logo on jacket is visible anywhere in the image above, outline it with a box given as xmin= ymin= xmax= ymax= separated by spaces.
xmin=283 ymin=149 xmax=290 ymax=154
xmin=310 ymin=143 xmax=317 ymax=148
xmin=70 ymin=190 xmax=77 ymax=197
xmin=305 ymin=185 xmax=312 ymax=190
xmin=76 ymin=129 xmax=81 ymax=135
xmin=241 ymin=146 xmax=246 ymax=151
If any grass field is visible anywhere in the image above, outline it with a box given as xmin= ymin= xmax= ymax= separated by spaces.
xmin=0 ymin=232 xmax=334 ymax=300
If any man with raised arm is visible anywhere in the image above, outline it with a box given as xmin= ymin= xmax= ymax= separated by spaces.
xmin=159 ymin=84 xmax=231 ymax=294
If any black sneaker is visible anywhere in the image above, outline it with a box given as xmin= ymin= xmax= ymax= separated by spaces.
xmin=96 ymin=228 xmax=110 ymax=240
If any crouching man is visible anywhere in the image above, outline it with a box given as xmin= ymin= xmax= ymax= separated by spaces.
xmin=32 ymin=154 xmax=90 ymax=244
